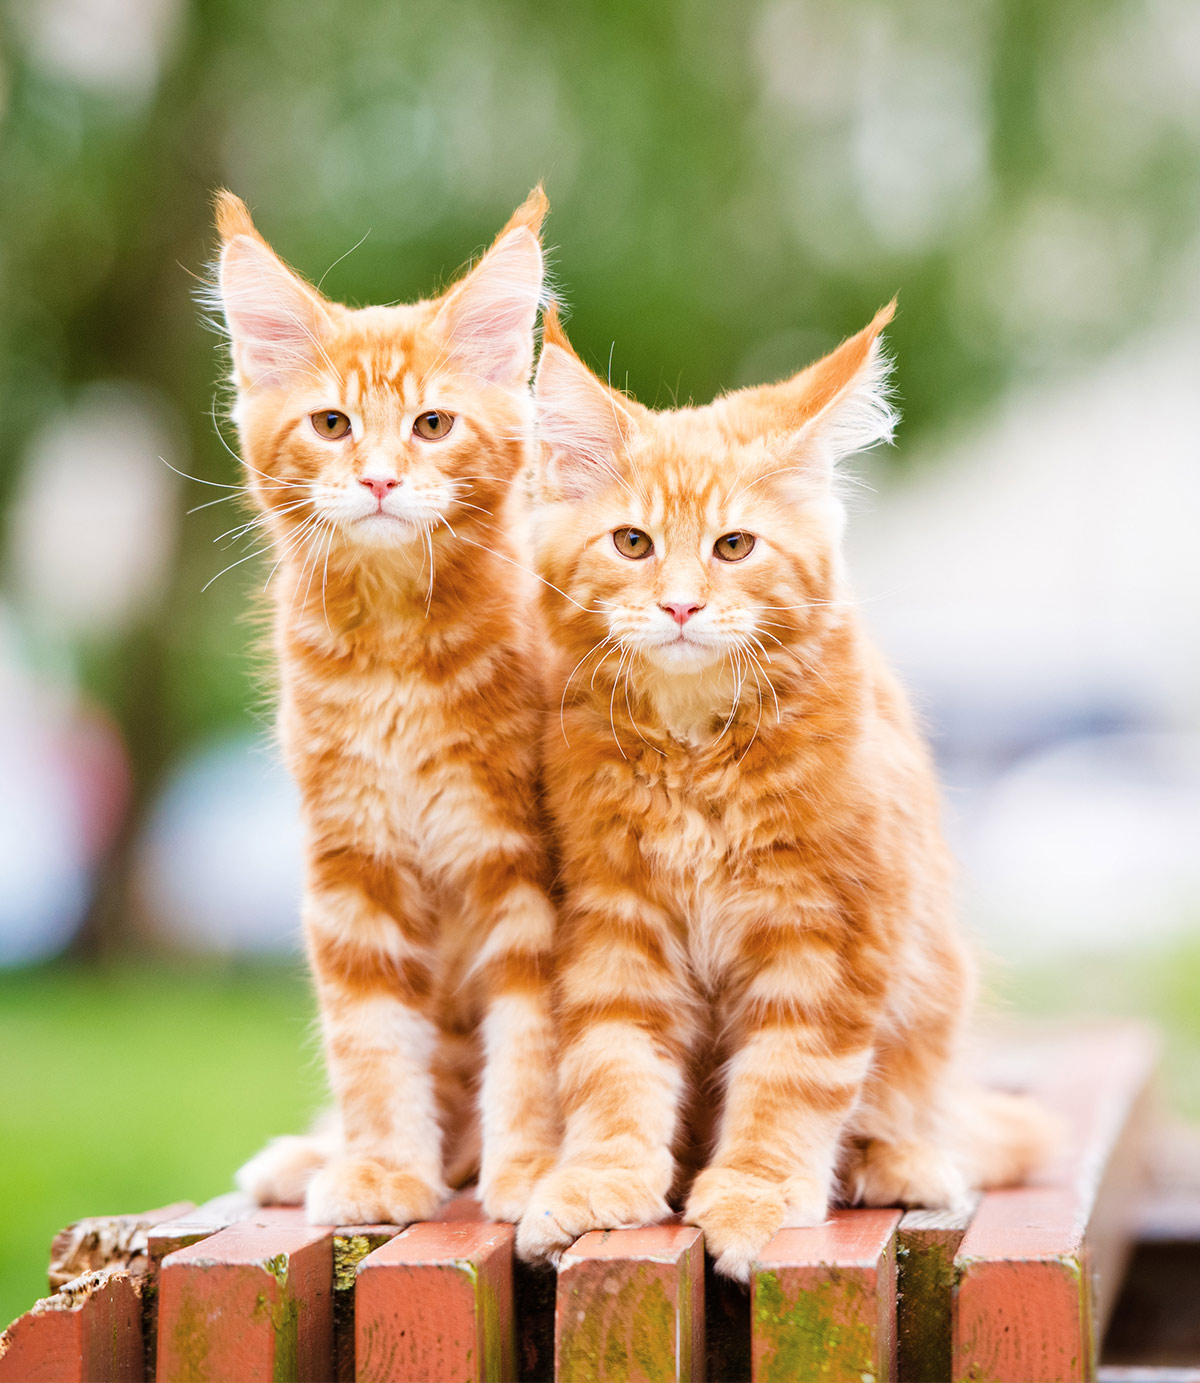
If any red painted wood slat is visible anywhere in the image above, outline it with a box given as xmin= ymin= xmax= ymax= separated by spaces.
xmin=751 ymin=1207 xmax=901 ymax=1383
xmin=0 ymin=1270 xmax=144 ymax=1383
xmin=555 ymin=1225 xmax=705 ymax=1383
xmin=155 ymin=1211 xmax=333 ymax=1383
xmin=952 ymin=1023 xmax=1158 ymax=1383
xmin=355 ymin=1220 xmax=515 ymax=1383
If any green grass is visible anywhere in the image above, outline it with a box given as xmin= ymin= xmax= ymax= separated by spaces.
xmin=1 ymin=936 xmax=1198 ymax=1332
xmin=0 ymin=962 xmax=323 ymax=1328
xmin=987 ymin=932 xmax=1200 ymax=1121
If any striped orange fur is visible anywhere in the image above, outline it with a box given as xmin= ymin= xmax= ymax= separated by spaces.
xmin=517 ymin=306 xmax=1052 ymax=1280
xmin=214 ymin=189 xmax=560 ymax=1226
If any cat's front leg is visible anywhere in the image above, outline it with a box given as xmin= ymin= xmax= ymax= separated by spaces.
xmin=516 ymin=895 xmax=696 ymax=1264
xmin=685 ymin=921 xmax=877 ymax=1282
xmin=468 ymin=849 xmax=560 ymax=1222
xmin=302 ymin=856 xmax=447 ymax=1226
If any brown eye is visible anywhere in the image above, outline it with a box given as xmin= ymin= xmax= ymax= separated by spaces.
xmin=714 ymin=531 xmax=756 ymax=562
xmin=311 ymin=410 xmax=351 ymax=440
xmin=413 ymin=410 xmax=454 ymax=441
xmin=612 ymin=527 xmax=653 ymax=559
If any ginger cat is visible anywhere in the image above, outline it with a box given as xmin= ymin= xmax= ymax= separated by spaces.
xmin=517 ymin=305 xmax=1050 ymax=1279
xmin=213 ymin=189 xmax=558 ymax=1225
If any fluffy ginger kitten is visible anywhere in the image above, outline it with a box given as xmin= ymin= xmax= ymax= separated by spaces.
xmin=517 ymin=305 xmax=1051 ymax=1279
xmin=214 ymin=190 xmax=558 ymax=1225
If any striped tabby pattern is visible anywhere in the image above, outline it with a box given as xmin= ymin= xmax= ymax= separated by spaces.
xmin=215 ymin=189 xmax=560 ymax=1227
xmin=517 ymin=306 xmax=1051 ymax=1280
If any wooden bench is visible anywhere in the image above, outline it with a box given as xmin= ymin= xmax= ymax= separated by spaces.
xmin=0 ymin=1023 xmax=1171 ymax=1382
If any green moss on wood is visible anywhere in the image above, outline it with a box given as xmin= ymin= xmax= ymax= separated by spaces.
xmin=558 ymin=1269 xmax=678 ymax=1383
xmin=754 ymin=1268 xmax=883 ymax=1383
xmin=897 ymin=1235 xmax=956 ymax=1383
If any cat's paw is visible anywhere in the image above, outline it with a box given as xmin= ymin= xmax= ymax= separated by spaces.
xmin=516 ymin=1164 xmax=670 ymax=1264
xmin=479 ymin=1153 xmax=556 ymax=1224
xmin=686 ymin=1167 xmax=796 ymax=1283
xmin=305 ymin=1156 xmax=444 ymax=1227
xmin=848 ymin=1139 xmax=971 ymax=1211
xmin=236 ymin=1134 xmax=333 ymax=1206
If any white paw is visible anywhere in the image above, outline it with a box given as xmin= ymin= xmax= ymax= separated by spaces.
xmin=685 ymin=1167 xmax=796 ymax=1283
xmin=304 ymin=1156 xmax=445 ymax=1227
xmin=517 ymin=1164 xmax=670 ymax=1265
xmin=236 ymin=1133 xmax=334 ymax=1206
xmin=850 ymin=1139 xmax=971 ymax=1211
xmin=479 ymin=1153 xmax=555 ymax=1224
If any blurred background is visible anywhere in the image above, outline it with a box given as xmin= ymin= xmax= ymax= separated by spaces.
xmin=2 ymin=0 xmax=1200 ymax=1325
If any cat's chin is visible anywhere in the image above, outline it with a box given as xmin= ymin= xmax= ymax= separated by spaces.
xmin=347 ymin=512 xmax=431 ymax=549
xmin=642 ymin=638 xmax=724 ymax=675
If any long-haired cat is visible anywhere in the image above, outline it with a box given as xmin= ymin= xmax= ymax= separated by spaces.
xmin=213 ymin=189 xmax=559 ymax=1225
xmin=516 ymin=305 xmax=1051 ymax=1279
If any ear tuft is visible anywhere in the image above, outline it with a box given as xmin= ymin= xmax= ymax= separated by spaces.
xmin=540 ymin=300 xmax=570 ymax=351
xmin=213 ymin=189 xmax=259 ymax=244
xmin=731 ymin=299 xmax=900 ymax=466
xmin=823 ymin=319 xmax=898 ymax=460
xmin=502 ymin=183 xmax=549 ymax=239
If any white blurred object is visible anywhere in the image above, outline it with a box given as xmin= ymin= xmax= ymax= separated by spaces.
xmin=848 ymin=327 xmax=1200 ymax=724
xmin=14 ymin=0 xmax=183 ymax=102
xmin=136 ymin=734 xmax=304 ymax=955
xmin=9 ymin=382 xmax=181 ymax=639
xmin=0 ymin=609 xmax=129 ymax=965
xmin=963 ymin=734 xmax=1200 ymax=957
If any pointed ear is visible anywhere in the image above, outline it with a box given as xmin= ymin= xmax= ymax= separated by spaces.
xmin=535 ymin=307 xmax=639 ymax=500
xmin=214 ymin=191 xmax=335 ymax=390
xmin=733 ymin=300 xmax=898 ymax=465
xmin=434 ymin=186 xmax=548 ymax=389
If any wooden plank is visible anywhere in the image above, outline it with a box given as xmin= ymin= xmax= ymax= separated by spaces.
xmin=896 ymin=1202 xmax=977 ymax=1383
xmin=1096 ymin=1372 xmax=1200 ymax=1382
xmin=156 ymin=1212 xmax=333 ymax=1382
xmin=752 ymin=1208 xmax=900 ymax=1383
xmin=143 ymin=1192 xmax=259 ymax=1377
xmin=48 ymin=1202 xmax=194 ymax=1290
xmin=705 ymin=1264 xmax=751 ymax=1383
xmin=0 ymin=1269 xmax=144 ymax=1383
xmin=952 ymin=1024 xmax=1158 ymax=1383
xmin=555 ymin=1225 xmax=705 ymax=1383
xmin=145 ymin=1193 xmax=258 ymax=1266
xmin=515 ymin=1258 xmax=557 ymax=1383
xmin=355 ymin=1220 xmax=515 ymax=1383
xmin=331 ymin=1226 xmax=400 ymax=1383
xmin=437 ymin=1190 xmax=487 ymax=1221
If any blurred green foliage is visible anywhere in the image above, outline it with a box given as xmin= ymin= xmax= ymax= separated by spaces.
xmin=2 ymin=0 xmax=1198 ymax=765
xmin=0 ymin=962 xmax=321 ymax=1328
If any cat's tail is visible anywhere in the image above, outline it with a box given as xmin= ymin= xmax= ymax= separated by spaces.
xmin=955 ymin=1085 xmax=1063 ymax=1189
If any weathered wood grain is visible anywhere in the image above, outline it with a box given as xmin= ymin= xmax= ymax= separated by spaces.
xmin=952 ymin=1023 xmax=1158 ymax=1383
xmin=752 ymin=1207 xmax=901 ymax=1383
xmin=556 ymin=1225 xmax=705 ymax=1383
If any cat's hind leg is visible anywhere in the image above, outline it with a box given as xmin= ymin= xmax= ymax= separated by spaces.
xmin=842 ymin=1030 xmax=972 ymax=1212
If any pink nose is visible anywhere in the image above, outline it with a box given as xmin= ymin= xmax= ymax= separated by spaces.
xmin=359 ymin=475 xmax=400 ymax=502
xmin=661 ymin=600 xmax=704 ymax=627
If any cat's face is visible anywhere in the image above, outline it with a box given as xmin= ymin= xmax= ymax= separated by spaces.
xmin=534 ymin=306 xmax=895 ymax=681
xmin=215 ymin=190 xmax=545 ymax=555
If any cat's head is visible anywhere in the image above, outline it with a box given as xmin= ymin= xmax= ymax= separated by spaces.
xmin=533 ymin=304 xmax=896 ymax=680
xmin=212 ymin=188 xmax=547 ymax=553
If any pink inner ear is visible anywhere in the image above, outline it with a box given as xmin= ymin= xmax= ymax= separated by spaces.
xmin=220 ymin=237 xmax=326 ymax=386
xmin=536 ymin=344 xmax=634 ymax=498
xmin=439 ymin=230 xmax=542 ymax=385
